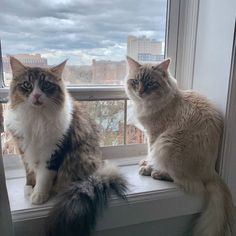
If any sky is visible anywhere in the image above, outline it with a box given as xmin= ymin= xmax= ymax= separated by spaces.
xmin=0 ymin=0 xmax=167 ymax=65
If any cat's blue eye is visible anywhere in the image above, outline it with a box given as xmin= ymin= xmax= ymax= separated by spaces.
xmin=43 ymin=81 xmax=52 ymax=90
xmin=21 ymin=81 xmax=32 ymax=90
xmin=146 ymin=81 xmax=154 ymax=87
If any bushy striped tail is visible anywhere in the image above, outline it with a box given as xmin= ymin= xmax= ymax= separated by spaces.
xmin=46 ymin=165 xmax=127 ymax=236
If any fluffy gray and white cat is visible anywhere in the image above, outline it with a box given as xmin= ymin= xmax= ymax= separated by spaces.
xmin=125 ymin=56 xmax=233 ymax=236
xmin=5 ymin=57 xmax=127 ymax=236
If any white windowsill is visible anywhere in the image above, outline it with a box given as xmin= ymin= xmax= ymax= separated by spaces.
xmin=5 ymin=156 xmax=203 ymax=232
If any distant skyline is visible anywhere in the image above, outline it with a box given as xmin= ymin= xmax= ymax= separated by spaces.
xmin=0 ymin=0 xmax=167 ymax=65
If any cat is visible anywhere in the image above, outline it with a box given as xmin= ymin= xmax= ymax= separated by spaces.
xmin=5 ymin=57 xmax=127 ymax=236
xmin=125 ymin=56 xmax=233 ymax=236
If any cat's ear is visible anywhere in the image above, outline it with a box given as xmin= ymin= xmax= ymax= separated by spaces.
xmin=50 ymin=60 xmax=67 ymax=78
xmin=126 ymin=56 xmax=141 ymax=71
xmin=10 ymin=56 xmax=27 ymax=77
xmin=155 ymin=58 xmax=171 ymax=72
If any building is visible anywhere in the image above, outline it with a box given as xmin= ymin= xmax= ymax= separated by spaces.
xmin=3 ymin=54 xmax=48 ymax=86
xmin=92 ymin=59 xmax=126 ymax=84
xmin=3 ymin=54 xmax=48 ymax=73
xmin=127 ymin=35 xmax=164 ymax=63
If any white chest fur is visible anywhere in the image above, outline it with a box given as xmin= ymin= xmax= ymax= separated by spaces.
xmin=5 ymin=96 xmax=73 ymax=171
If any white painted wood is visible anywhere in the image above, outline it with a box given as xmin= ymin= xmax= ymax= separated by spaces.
xmin=0 ymin=86 xmax=128 ymax=103
xmin=101 ymin=143 xmax=147 ymax=160
xmin=192 ymin=0 xmax=236 ymax=201
xmin=6 ymin=164 xmax=203 ymax=229
xmin=3 ymin=144 xmax=148 ymax=177
xmin=192 ymin=0 xmax=236 ymax=113
xmin=165 ymin=0 xmax=180 ymax=76
xmin=175 ymin=0 xmax=199 ymax=89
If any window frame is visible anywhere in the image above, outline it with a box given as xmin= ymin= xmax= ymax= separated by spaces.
xmin=5 ymin=0 xmax=231 ymax=235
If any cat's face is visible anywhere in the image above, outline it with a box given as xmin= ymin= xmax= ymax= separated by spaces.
xmin=126 ymin=57 xmax=175 ymax=103
xmin=9 ymin=57 xmax=67 ymax=109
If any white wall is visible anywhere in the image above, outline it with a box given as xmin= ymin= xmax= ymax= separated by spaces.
xmin=192 ymin=0 xmax=236 ymax=113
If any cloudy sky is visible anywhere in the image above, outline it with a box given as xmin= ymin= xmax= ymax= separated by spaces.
xmin=0 ymin=0 xmax=167 ymax=65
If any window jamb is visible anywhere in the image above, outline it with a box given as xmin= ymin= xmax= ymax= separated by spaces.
xmin=219 ymin=22 xmax=236 ymax=203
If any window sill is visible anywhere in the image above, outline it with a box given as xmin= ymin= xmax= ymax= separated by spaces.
xmin=6 ymin=157 xmax=203 ymax=231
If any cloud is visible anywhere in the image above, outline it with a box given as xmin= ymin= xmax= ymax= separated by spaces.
xmin=0 ymin=0 xmax=167 ymax=65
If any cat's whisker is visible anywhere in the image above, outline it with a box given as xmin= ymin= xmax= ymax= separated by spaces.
xmin=51 ymin=97 xmax=63 ymax=106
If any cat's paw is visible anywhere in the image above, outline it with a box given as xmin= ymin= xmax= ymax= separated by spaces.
xmin=151 ymin=170 xmax=173 ymax=182
xmin=30 ymin=191 xmax=50 ymax=205
xmin=24 ymin=185 xmax=33 ymax=197
xmin=139 ymin=165 xmax=152 ymax=176
xmin=139 ymin=159 xmax=148 ymax=167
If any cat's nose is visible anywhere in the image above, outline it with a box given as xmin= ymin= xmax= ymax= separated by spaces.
xmin=34 ymin=93 xmax=41 ymax=100
xmin=139 ymin=88 xmax=145 ymax=96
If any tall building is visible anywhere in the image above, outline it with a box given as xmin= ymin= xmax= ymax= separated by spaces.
xmin=127 ymin=36 xmax=164 ymax=63
xmin=92 ymin=59 xmax=126 ymax=84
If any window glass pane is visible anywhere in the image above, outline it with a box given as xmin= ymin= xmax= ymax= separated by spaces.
xmin=1 ymin=0 xmax=168 ymax=85
xmin=81 ymin=100 xmax=125 ymax=146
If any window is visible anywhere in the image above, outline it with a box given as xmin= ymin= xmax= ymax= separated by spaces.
xmin=2 ymin=0 xmax=217 ymax=235
xmin=0 ymin=0 xmax=170 ymax=161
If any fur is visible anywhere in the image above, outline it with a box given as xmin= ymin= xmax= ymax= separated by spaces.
xmin=47 ymin=164 xmax=127 ymax=236
xmin=125 ymin=56 xmax=233 ymax=236
xmin=6 ymin=57 xmax=127 ymax=236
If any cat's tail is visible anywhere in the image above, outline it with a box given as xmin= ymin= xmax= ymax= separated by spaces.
xmin=193 ymin=174 xmax=233 ymax=236
xmin=46 ymin=164 xmax=127 ymax=236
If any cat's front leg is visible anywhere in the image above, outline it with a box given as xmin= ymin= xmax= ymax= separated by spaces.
xmin=139 ymin=151 xmax=154 ymax=175
xmin=139 ymin=157 xmax=153 ymax=176
xmin=24 ymin=171 xmax=35 ymax=197
xmin=22 ymin=160 xmax=36 ymax=197
xmin=139 ymin=159 xmax=148 ymax=167
xmin=151 ymin=170 xmax=173 ymax=182
xmin=30 ymin=167 xmax=57 ymax=205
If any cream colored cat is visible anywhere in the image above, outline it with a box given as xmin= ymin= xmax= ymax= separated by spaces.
xmin=125 ymin=56 xmax=233 ymax=236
